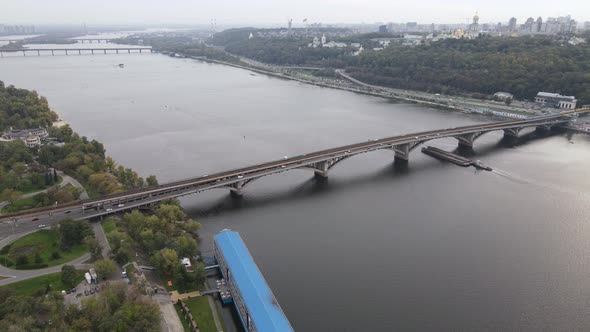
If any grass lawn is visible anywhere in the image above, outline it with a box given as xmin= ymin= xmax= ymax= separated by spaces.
xmin=175 ymin=303 xmax=192 ymax=332
xmin=184 ymin=297 xmax=220 ymax=332
xmin=0 ymin=270 xmax=85 ymax=296
xmin=1 ymin=196 xmax=37 ymax=214
xmin=0 ymin=229 xmax=87 ymax=269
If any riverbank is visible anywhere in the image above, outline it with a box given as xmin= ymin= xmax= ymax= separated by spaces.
xmin=179 ymin=51 xmax=545 ymax=120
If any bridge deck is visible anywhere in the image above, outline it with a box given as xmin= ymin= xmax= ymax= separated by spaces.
xmin=0 ymin=110 xmax=586 ymax=223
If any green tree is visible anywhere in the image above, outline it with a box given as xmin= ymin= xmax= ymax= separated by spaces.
xmin=174 ymin=235 xmax=197 ymax=258
xmin=84 ymin=235 xmax=103 ymax=261
xmin=57 ymin=218 xmax=93 ymax=250
xmin=151 ymin=248 xmax=178 ymax=274
xmin=0 ymin=188 xmax=22 ymax=204
xmin=107 ymin=231 xmax=133 ymax=264
xmin=61 ymin=264 xmax=78 ymax=288
xmin=94 ymin=258 xmax=117 ymax=280
xmin=155 ymin=204 xmax=185 ymax=222
xmin=146 ymin=175 xmax=158 ymax=187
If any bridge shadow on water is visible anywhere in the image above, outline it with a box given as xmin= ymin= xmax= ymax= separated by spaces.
xmin=184 ymin=129 xmax=568 ymax=218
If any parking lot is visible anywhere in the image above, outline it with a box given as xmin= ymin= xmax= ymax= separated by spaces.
xmin=63 ymin=279 xmax=105 ymax=307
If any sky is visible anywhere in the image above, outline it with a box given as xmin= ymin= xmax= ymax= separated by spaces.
xmin=1 ymin=0 xmax=589 ymax=26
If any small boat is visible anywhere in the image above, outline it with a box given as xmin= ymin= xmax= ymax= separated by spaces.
xmin=118 ymin=63 xmax=124 ymax=68
xmin=473 ymin=160 xmax=493 ymax=171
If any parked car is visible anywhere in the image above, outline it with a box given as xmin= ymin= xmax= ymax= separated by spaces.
xmin=84 ymin=290 xmax=89 ymax=296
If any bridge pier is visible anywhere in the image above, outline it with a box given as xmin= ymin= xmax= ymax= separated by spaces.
xmin=311 ymin=161 xmax=329 ymax=179
xmin=22 ymin=50 xmax=26 ymax=56
xmin=91 ymin=49 xmax=94 ymax=54
xmin=455 ymin=133 xmax=476 ymax=148
xmin=65 ymin=50 xmax=68 ymax=55
xmin=116 ymin=49 xmax=119 ymax=54
xmin=503 ymin=127 xmax=521 ymax=138
xmin=78 ymin=49 xmax=81 ymax=55
xmin=392 ymin=143 xmax=410 ymax=165
xmin=104 ymin=49 xmax=107 ymax=54
xmin=535 ymin=124 xmax=553 ymax=133
xmin=37 ymin=50 xmax=40 ymax=56
xmin=229 ymin=181 xmax=245 ymax=197
xmin=51 ymin=50 xmax=54 ymax=56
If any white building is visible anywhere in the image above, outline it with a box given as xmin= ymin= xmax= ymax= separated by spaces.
xmin=323 ymin=41 xmax=347 ymax=48
xmin=535 ymin=92 xmax=577 ymax=109
xmin=1 ymin=127 xmax=48 ymax=147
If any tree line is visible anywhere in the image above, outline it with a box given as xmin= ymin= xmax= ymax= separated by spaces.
xmin=207 ymin=30 xmax=590 ymax=105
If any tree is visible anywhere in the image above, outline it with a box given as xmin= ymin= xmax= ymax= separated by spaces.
xmin=94 ymin=259 xmax=117 ymax=280
xmin=107 ymin=231 xmax=133 ymax=264
xmin=155 ymin=204 xmax=185 ymax=222
xmin=146 ymin=175 xmax=158 ymax=187
xmin=0 ymin=188 xmax=22 ymax=205
xmin=58 ymin=218 xmax=93 ymax=250
xmin=84 ymin=235 xmax=103 ymax=260
xmin=61 ymin=264 xmax=78 ymax=288
xmin=151 ymin=248 xmax=178 ymax=274
xmin=174 ymin=235 xmax=197 ymax=258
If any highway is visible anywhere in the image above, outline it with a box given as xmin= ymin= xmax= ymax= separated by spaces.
xmin=0 ymin=111 xmax=584 ymax=238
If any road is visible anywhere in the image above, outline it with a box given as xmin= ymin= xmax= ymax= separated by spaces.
xmin=0 ymin=171 xmax=89 ymax=211
xmin=335 ymin=69 xmax=544 ymax=115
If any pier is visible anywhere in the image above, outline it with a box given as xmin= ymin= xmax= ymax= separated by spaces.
xmin=421 ymin=146 xmax=472 ymax=166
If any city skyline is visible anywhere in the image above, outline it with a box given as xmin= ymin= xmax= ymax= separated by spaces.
xmin=1 ymin=0 xmax=589 ymax=26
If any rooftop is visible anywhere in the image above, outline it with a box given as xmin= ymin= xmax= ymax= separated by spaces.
xmin=214 ymin=229 xmax=293 ymax=332
xmin=537 ymin=92 xmax=576 ymax=100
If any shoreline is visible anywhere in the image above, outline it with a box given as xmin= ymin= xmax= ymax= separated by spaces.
xmin=181 ymin=53 xmax=589 ymax=133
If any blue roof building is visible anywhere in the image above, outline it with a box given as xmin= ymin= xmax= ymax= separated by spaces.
xmin=214 ymin=229 xmax=294 ymax=332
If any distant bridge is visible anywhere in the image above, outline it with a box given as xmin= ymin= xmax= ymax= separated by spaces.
xmin=0 ymin=110 xmax=586 ymax=224
xmin=0 ymin=38 xmax=115 ymax=44
xmin=0 ymin=47 xmax=152 ymax=57
xmin=71 ymin=38 xmax=115 ymax=43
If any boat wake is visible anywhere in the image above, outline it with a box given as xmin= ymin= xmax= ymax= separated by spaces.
xmin=492 ymin=168 xmax=589 ymax=197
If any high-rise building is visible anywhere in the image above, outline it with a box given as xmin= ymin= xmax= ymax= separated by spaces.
xmin=535 ymin=17 xmax=543 ymax=33
xmin=508 ymin=17 xmax=517 ymax=31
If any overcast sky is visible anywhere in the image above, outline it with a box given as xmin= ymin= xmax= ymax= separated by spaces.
xmin=2 ymin=0 xmax=589 ymax=26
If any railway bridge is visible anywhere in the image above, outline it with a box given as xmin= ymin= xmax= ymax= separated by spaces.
xmin=0 ymin=110 xmax=586 ymax=224
xmin=0 ymin=47 xmax=152 ymax=57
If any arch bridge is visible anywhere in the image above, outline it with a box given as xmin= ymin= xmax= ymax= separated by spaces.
xmin=0 ymin=110 xmax=586 ymax=224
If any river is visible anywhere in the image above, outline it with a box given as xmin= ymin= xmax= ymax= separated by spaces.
xmin=1 ymin=52 xmax=589 ymax=331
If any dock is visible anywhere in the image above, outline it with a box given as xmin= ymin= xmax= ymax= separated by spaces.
xmin=421 ymin=146 xmax=472 ymax=166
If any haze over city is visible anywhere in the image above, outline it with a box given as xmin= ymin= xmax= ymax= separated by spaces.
xmin=2 ymin=0 xmax=589 ymax=25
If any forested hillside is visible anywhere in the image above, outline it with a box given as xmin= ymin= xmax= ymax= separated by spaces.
xmin=0 ymin=81 xmax=58 ymax=131
xmin=210 ymin=31 xmax=590 ymax=104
